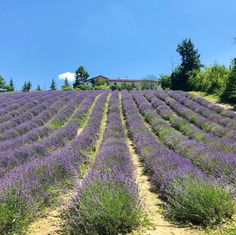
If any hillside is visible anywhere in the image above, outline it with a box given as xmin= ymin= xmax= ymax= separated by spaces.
xmin=0 ymin=90 xmax=235 ymax=234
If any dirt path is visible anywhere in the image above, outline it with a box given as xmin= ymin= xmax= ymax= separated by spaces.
xmin=27 ymin=191 xmax=73 ymax=235
xmin=27 ymin=93 xmax=111 ymax=235
xmin=127 ymin=139 xmax=203 ymax=235
xmin=119 ymin=92 xmax=202 ymax=235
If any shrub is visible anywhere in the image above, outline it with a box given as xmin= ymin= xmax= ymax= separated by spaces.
xmin=93 ymin=84 xmax=110 ymax=90
xmin=221 ymin=62 xmax=236 ymax=103
xmin=0 ymin=189 xmax=31 ymax=234
xmin=77 ymin=84 xmax=93 ymax=90
xmin=188 ymin=64 xmax=229 ymax=95
xmin=63 ymin=180 xmax=144 ymax=235
xmin=159 ymin=74 xmax=171 ymax=89
xmin=166 ymin=177 xmax=235 ymax=227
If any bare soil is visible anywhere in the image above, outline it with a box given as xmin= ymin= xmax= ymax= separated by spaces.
xmin=127 ymin=139 xmax=203 ymax=235
xmin=27 ymin=193 xmax=72 ymax=235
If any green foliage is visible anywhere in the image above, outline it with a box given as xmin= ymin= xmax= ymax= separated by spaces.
xmin=0 ymin=189 xmax=31 ymax=234
xmin=159 ymin=74 xmax=171 ymax=89
xmin=7 ymin=78 xmax=14 ymax=92
xmin=36 ymin=84 xmax=42 ymax=91
xmin=141 ymin=81 xmax=151 ymax=90
xmin=221 ymin=60 xmax=236 ymax=103
xmin=61 ymin=78 xmax=72 ymax=90
xmin=171 ymin=39 xmax=202 ymax=91
xmin=50 ymin=79 xmax=57 ymax=90
xmin=93 ymin=78 xmax=108 ymax=86
xmin=63 ymin=180 xmax=145 ymax=235
xmin=93 ymin=84 xmax=110 ymax=90
xmin=110 ymin=83 xmax=137 ymax=90
xmin=188 ymin=64 xmax=229 ymax=95
xmin=121 ymin=83 xmax=136 ymax=90
xmin=76 ymin=84 xmax=93 ymax=90
xmin=0 ymin=75 xmax=7 ymax=89
xmin=22 ymin=81 xmax=32 ymax=92
xmin=166 ymin=177 xmax=235 ymax=227
xmin=73 ymin=66 xmax=89 ymax=88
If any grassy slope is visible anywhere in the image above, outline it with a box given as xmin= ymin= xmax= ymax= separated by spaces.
xmin=189 ymin=91 xmax=235 ymax=110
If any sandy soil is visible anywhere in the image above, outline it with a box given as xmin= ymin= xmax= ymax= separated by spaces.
xmin=27 ymin=191 xmax=73 ymax=235
xmin=127 ymin=139 xmax=203 ymax=235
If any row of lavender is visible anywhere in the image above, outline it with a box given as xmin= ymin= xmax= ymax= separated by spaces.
xmin=0 ymin=91 xmax=98 ymax=177
xmin=0 ymin=91 xmax=80 ymax=141
xmin=170 ymin=90 xmax=236 ymax=129
xmin=144 ymin=91 xmax=236 ymax=152
xmin=122 ymin=90 xmax=234 ymax=226
xmin=0 ymin=91 xmax=72 ymax=125
xmin=131 ymin=91 xmax=236 ymax=185
xmin=161 ymin=90 xmax=236 ymax=139
xmin=0 ymin=91 xmax=88 ymax=153
xmin=0 ymin=91 xmax=108 ymax=234
xmin=63 ymin=91 xmax=144 ymax=234
xmin=185 ymin=91 xmax=236 ymax=119
xmin=0 ymin=91 xmax=53 ymax=114
xmin=0 ymin=92 xmax=55 ymax=123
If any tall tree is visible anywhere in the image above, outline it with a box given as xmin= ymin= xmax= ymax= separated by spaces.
xmin=62 ymin=78 xmax=71 ymax=90
xmin=22 ymin=81 xmax=32 ymax=92
xmin=0 ymin=75 xmax=7 ymax=88
xmin=221 ymin=59 xmax=236 ymax=103
xmin=28 ymin=81 xmax=32 ymax=91
xmin=171 ymin=39 xmax=201 ymax=91
xmin=7 ymin=78 xmax=14 ymax=92
xmin=36 ymin=84 xmax=42 ymax=91
xmin=73 ymin=66 xmax=89 ymax=88
xmin=50 ymin=79 xmax=57 ymax=90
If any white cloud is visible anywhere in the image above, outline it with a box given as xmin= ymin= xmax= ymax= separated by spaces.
xmin=58 ymin=72 xmax=75 ymax=82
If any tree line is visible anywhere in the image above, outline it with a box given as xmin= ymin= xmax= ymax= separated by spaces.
xmin=159 ymin=38 xmax=236 ymax=104
xmin=0 ymin=65 xmax=158 ymax=92
xmin=0 ymin=66 xmax=90 ymax=92
xmin=1 ymin=42 xmax=235 ymax=103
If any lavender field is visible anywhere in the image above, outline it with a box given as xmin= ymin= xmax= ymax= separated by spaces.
xmin=0 ymin=90 xmax=235 ymax=235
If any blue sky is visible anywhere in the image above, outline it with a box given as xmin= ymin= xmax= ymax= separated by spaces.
xmin=0 ymin=0 xmax=235 ymax=90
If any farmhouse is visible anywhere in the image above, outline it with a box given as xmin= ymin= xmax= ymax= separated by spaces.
xmin=88 ymin=75 xmax=159 ymax=89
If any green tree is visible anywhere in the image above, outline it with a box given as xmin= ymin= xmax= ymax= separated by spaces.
xmin=28 ymin=81 xmax=32 ymax=91
xmin=188 ymin=64 xmax=229 ymax=95
xmin=7 ymin=78 xmax=14 ymax=92
xmin=50 ymin=79 xmax=57 ymax=90
xmin=62 ymin=78 xmax=72 ymax=90
xmin=221 ymin=59 xmax=236 ymax=103
xmin=36 ymin=85 xmax=42 ymax=91
xmin=171 ymin=39 xmax=202 ymax=91
xmin=159 ymin=74 xmax=171 ymax=89
xmin=0 ymin=75 xmax=7 ymax=88
xmin=22 ymin=81 xmax=32 ymax=92
xmin=73 ymin=66 xmax=89 ymax=88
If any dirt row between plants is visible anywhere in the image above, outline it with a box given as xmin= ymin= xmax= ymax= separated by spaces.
xmin=126 ymin=138 xmax=203 ymax=235
xmin=26 ymin=93 xmax=111 ymax=235
xmin=119 ymin=93 xmax=203 ymax=235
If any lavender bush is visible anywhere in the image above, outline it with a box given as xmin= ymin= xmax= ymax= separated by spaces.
xmin=144 ymin=91 xmax=236 ymax=153
xmin=122 ymin=90 xmax=234 ymax=227
xmin=63 ymin=91 xmax=144 ymax=235
xmin=0 ymin=92 xmax=108 ymax=234
xmin=131 ymin=91 xmax=236 ymax=183
xmin=185 ymin=91 xmax=236 ymax=119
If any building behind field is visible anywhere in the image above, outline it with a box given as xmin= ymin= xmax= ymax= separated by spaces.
xmin=88 ymin=75 xmax=159 ymax=89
